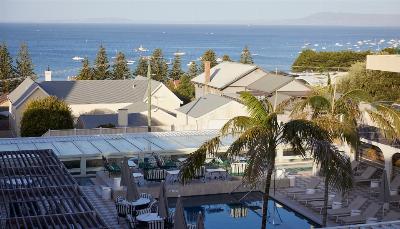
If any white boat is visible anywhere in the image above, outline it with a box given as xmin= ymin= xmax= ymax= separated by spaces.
xmin=166 ymin=58 xmax=172 ymax=65
xmin=252 ymin=53 xmax=259 ymax=56
xmin=72 ymin=56 xmax=84 ymax=61
xmin=321 ymin=47 xmax=327 ymax=50
xmin=187 ymin=61 xmax=194 ymax=66
xmin=135 ymin=45 xmax=148 ymax=52
xmin=173 ymin=51 xmax=186 ymax=56
xmin=127 ymin=60 xmax=135 ymax=65
xmin=314 ymin=44 xmax=319 ymax=47
xmin=335 ymin=43 xmax=343 ymax=47
xmin=301 ymin=46 xmax=307 ymax=49
xmin=216 ymin=57 xmax=223 ymax=63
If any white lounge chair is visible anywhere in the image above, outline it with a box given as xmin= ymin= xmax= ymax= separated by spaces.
xmin=296 ymin=193 xmax=325 ymax=205
xmin=327 ymin=196 xmax=367 ymax=222
xmin=309 ymin=194 xmax=342 ymax=214
xmin=339 ymin=202 xmax=380 ymax=225
xmin=286 ymin=178 xmax=320 ymax=198
xmin=354 ymin=166 xmax=377 ymax=183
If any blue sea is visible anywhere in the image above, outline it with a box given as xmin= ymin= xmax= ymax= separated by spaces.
xmin=0 ymin=23 xmax=399 ymax=81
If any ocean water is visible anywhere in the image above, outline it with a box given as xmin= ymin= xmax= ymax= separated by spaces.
xmin=0 ymin=23 xmax=399 ymax=81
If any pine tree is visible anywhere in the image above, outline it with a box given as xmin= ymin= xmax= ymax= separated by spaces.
xmin=93 ymin=45 xmax=110 ymax=80
xmin=175 ymin=75 xmax=195 ymax=104
xmin=240 ymin=46 xmax=254 ymax=64
xmin=187 ymin=61 xmax=199 ymax=78
xmin=0 ymin=43 xmax=15 ymax=94
xmin=222 ymin=54 xmax=232 ymax=62
xmin=134 ymin=57 xmax=148 ymax=77
xmin=16 ymin=43 xmax=36 ymax=80
xmin=150 ymin=48 xmax=168 ymax=82
xmin=76 ymin=57 xmax=94 ymax=80
xmin=200 ymin=49 xmax=218 ymax=71
xmin=111 ymin=52 xmax=131 ymax=80
xmin=169 ymin=55 xmax=184 ymax=80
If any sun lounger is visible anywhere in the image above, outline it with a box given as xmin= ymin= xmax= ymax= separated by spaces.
xmin=354 ymin=166 xmax=377 ymax=183
xmin=327 ymin=196 xmax=367 ymax=222
xmin=391 ymin=174 xmax=400 ymax=191
xmin=339 ymin=202 xmax=380 ymax=225
xmin=296 ymin=193 xmax=325 ymax=205
xmin=351 ymin=160 xmax=360 ymax=171
xmin=286 ymin=178 xmax=320 ymax=198
xmin=310 ymin=194 xmax=342 ymax=214
xmin=390 ymin=194 xmax=400 ymax=205
xmin=382 ymin=210 xmax=400 ymax=221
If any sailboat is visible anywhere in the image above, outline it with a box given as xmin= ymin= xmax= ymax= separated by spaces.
xmin=135 ymin=45 xmax=149 ymax=52
xmin=173 ymin=50 xmax=186 ymax=56
xmin=72 ymin=56 xmax=84 ymax=61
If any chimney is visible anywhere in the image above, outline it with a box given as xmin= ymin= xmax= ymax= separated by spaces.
xmin=45 ymin=66 xmax=52 ymax=81
xmin=204 ymin=61 xmax=211 ymax=84
xmin=117 ymin=109 xmax=128 ymax=127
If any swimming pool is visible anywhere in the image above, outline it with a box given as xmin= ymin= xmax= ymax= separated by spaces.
xmin=169 ymin=192 xmax=318 ymax=229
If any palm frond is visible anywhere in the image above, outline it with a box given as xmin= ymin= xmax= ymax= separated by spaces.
xmin=239 ymin=92 xmax=269 ymax=122
xmin=179 ymin=136 xmax=220 ymax=184
xmin=281 ymin=119 xmax=331 ymax=159
xmin=367 ymin=103 xmax=400 ymax=140
xmin=291 ymin=95 xmax=331 ymax=118
xmin=337 ymin=89 xmax=371 ymax=103
xmin=220 ymin=116 xmax=255 ymax=137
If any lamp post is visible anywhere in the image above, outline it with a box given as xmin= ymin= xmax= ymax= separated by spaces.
xmin=147 ymin=59 xmax=152 ymax=132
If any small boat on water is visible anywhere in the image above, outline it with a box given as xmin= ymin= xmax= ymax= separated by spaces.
xmin=173 ymin=51 xmax=186 ymax=56
xmin=321 ymin=47 xmax=327 ymax=50
xmin=72 ymin=56 xmax=84 ymax=61
xmin=135 ymin=45 xmax=149 ymax=52
xmin=127 ymin=60 xmax=135 ymax=65
xmin=216 ymin=57 xmax=223 ymax=63
xmin=187 ymin=61 xmax=194 ymax=66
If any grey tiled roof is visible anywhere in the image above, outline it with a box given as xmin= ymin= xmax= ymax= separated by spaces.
xmin=78 ymin=113 xmax=162 ymax=129
xmin=191 ymin=62 xmax=259 ymax=89
xmin=176 ymin=94 xmax=234 ymax=118
xmin=247 ymin=74 xmax=294 ymax=93
xmin=8 ymin=77 xmax=44 ymax=105
xmin=39 ymin=78 xmax=161 ymax=104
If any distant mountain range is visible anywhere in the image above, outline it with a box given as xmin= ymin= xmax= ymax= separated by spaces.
xmin=269 ymin=12 xmax=400 ymax=27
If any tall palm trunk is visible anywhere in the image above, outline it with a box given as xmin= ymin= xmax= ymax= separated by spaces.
xmin=261 ymin=164 xmax=275 ymax=229
xmin=322 ymin=177 xmax=329 ymax=227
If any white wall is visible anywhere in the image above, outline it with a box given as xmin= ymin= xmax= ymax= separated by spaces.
xmin=147 ymin=84 xmax=182 ymax=110
xmin=175 ymin=100 xmax=248 ymax=130
xmin=70 ymin=103 xmax=132 ymax=117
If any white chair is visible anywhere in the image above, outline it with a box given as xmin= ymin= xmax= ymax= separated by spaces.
xmin=148 ymin=219 xmax=164 ymax=229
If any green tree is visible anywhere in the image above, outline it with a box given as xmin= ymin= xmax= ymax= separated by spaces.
xmin=187 ymin=62 xmax=199 ymax=78
xmin=180 ymin=92 xmax=341 ymax=229
xmin=200 ymin=49 xmax=218 ymax=71
xmin=111 ymin=52 xmax=131 ymax=80
xmin=0 ymin=43 xmax=15 ymax=94
xmin=222 ymin=54 xmax=232 ymax=62
xmin=291 ymin=49 xmax=370 ymax=72
xmin=150 ymin=48 xmax=168 ymax=82
xmin=338 ymin=62 xmax=400 ymax=102
xmin=93 ymin=45 xmax=110 ymax=80
xmin=174 ymin=75 xmax=195 ymax=104
xmin=76 ymin=57 xmax=94 ymax=80
xmin=20 ymin=96 xmax=74 ymax=137
xmin=169 ymin=55 xmax=184 ymax=80
xmin=16 ymin=43 xmax=36 ymax=80
xmin=240 ymin=46 xmax=254 ymax=64
xmin=134 ymin=57 xmax=148 ymax=77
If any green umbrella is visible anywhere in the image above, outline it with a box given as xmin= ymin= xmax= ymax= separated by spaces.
xmin=158 ymin=181 xmax=169 ymax=219
xmin=126 ymin=173 xmax=139 ymax=201
xmin=380 ymin=169 xmax=390 ymax=212
xmin=120 ymin=157 xmax=129 ymax=186
xmin=196 ymin=212 xmax=205 ymax=229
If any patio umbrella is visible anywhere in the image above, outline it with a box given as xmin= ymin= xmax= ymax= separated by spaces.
xmin=120 ymin=157 xmax=129 ymax=187
xmin=196 ymin=212 xmax=205 ymax=229
xmin=380 ymin=169 xmax=391 ymax=212
xmin=173 ymin=196 xmax=187 ymax=229
xmin=126 ymin=173 xmax=139 ymax=201
xmin=158 ymin=181 xmax=169 ymax=219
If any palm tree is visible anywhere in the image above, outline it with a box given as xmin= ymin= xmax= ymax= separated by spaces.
xmin=312 ymin=141 xmax=353 ymax=226
xmin=179 ymin=92 xmax=345 ymax=229
xmin=292 ymin=83 xmax=400 ymax=225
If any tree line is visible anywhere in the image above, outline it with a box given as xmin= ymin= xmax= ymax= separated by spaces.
xmin=76 ymin=45 xmax=255 ymax=104
xmin=0 ymin=43 xmax=35 ymax=94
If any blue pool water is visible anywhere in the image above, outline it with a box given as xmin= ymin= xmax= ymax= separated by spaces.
xmin=169 ymin=192 xmax=317 ymax=229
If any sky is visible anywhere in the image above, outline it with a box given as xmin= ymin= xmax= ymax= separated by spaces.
xmin=1 ymin=0 xmax=399 ymax=24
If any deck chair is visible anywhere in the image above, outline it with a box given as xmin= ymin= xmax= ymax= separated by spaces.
xmin=286 ymin=178 xmax=320 ymax=198
xmin=296 ymin=193 xmax=325 ymax=205
xmin=339 ymin=202 xmax=380 ymax=225
xmin=148 ymin=219 xmax=164 ymax=229
xmin=310 ymin=194 xmax=343 ymax=214
xmin=354 ymin=166 xmax=377 ymax=183
xmin=351 ymin=160 xmax=360 ymax=171
xmin=327 ymin=196 xmax=367 ymax=222
xmin=390 ymin=174 xmax=400 ymax=191
xmin=382 ymin=210 xmax=400 ymax=221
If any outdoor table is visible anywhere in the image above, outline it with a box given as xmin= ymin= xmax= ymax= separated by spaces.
xmin=206 ymin=168 xmax=228 ymax=180
xmin=166 ymin=170 xmax=180 ymax=183
xmin=130 ymin=197 xmax=150 ymax=207
xmin=177 ymin=158 xmax=187 ymax=162
xmin=132 ymin=172 xmax=145 ymax=186
xmin=136 ymin=213 xmax=162 ymax=222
